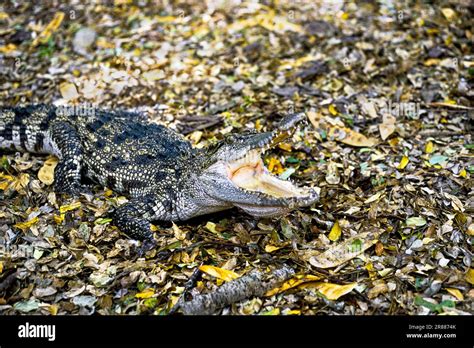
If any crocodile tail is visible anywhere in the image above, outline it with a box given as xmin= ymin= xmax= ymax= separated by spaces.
xmin=0 ymin=104 xmax=57 ymax=153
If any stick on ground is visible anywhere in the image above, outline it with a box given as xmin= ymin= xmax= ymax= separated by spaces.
xmin=177 ymin=265 xmax=295 ymax=315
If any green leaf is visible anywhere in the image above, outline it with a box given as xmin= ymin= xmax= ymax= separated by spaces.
xmin=285 ymin=157 xmax=300 ymax=164
xmin=279 ymin=167 xmax=296 ymax=180
xmin=439 ymin=300 xmax=455 ymax=309
xmin=95 ymin=218 xmax=112 ymax=225
xmin=415 ymin=296 xmax=439 ymax=312
xmin=280 ymin=218 xmax=294 ymax=239
xmin=137 ymin=281 xmax=147 ymax=292
xmin=415 ymin=296 xmax=456 ymax=313
xmin=319 ymin=129 xmax=327 ymax=140
xmin=429 ymin=155 xmax=448 ymax=165
xmin=144 ymin=298 xmax=158 ymax=308
xmin=348 ymin=238 xmax=362 ymax=253
xmin=14 ymin=299 xmax=40 ymax=313
xmin=1 ymin=156 xmax=9 ymax=171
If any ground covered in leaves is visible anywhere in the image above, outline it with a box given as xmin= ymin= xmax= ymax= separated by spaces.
xmin=0 ymin=1 xmax=473 ymax=315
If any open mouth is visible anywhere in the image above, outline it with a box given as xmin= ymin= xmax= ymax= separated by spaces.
xmin=225 ymin=114 xmax=313 ymax=199
xmin=227 ymin=149 xmax=309 ymax=198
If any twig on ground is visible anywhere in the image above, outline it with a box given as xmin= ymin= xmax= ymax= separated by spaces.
xmin=177 ymin=265 xmax=295 ymax=315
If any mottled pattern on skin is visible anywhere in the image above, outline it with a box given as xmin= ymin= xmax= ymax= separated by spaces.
xmin=0 ymin=104 xmax=318 ymax=249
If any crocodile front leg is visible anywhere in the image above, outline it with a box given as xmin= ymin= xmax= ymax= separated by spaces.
xmin=112 ymin=194 xmax=172 ymax=254
xmin=49 ymin=122 xmax=86 ymax=196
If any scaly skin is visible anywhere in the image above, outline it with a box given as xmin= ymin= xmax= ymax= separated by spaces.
xmin=0 ymin=104 xmax=318 ymax=250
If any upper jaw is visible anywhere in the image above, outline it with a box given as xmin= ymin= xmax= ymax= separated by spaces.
xmin=218 ymin=112 xmax=308 ymax=163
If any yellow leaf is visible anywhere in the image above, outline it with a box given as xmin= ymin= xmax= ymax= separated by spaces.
xmin=262 ymin=308 xmax=280 ymax=315
xmin=0 ymin=43 xmax=17 ymax=54
xmin=278 ymin=143 xmax=292 ymax=152
xmin=0 ymin=261 xmax=3 ymax=274
xmin=441 ymin=8 xmax=456 ymax=21
xmin=459 ymin=169 xmax=467 ymax=178
xmin=285 ymin=309 xmax=301 ymax=315
xmin=155 ymin=15 xmax=180 ymax=23
xmin=267 ymin=157 xmax=284 ymax=174
xmin=14 ymin=216 xmax=39 ymax=231
xmin=304 ymin=282 xmax=357 ymax=300
xmin=328 ymin=221 xmax=342 ymax=242
xmin=328 ymin=104 xmax=338 ymax=116
xmin=59 ymin=82 xmax=79 ymax=101
xmin=0 ymin=174 xmax=14 ymax=191
xmin=425 ymin=141 xmax=434 ymax=154
xmin=467 ymin=224 xmax=474 ymax=236
xmin=135 ymin=288 xmax=155 ymax=299
xmin=96 ymin=37 xmax=115 ymax=49
xmin=150 ymin=224 xmax=158 ymax=232
xmin=48 ymin=304 xmax=59 ymax=315
xmin=445 ymin=288 xmax=463 ymax=301
xmin=341 ymin=12 xmax=349 ymax=20
xmin=0 ymin=12 xmax=9 ymax=20
xmin=328 ymin=126 xmax=377 ymax=147
xmin=309 ymin=229 xmax=382 ymax=268
xmin=54 ymin=214 xmax=65 ymax=224
xmin=38 ymin=157 xmax=58 ymax=185
xmin=32 ymin=12 xmax=65 ymax=46
xmin=199 ymin=265 xmax=240 ymax=282
xmin=265 ymin=244 xmax=281 ymax=253
xmin=265 ymin=274 xmax=321 ymax=297
xmin=189 ymin=131 xmax=203 ymax=144
xmin=59 ymin=201 xmax=81 ymax=214
xmin=9 ymin=173 xmax=30 ymax=192
xmin=397 ymin=156 xmax=409 ymax=170
xmin=278 ymin=54 xmax=317 ymax=71
xmin=205 ymin=221 xmax=218 ymax=234
xmin=466 ymin=269 xmax=474 ymax=285
xmin=424 ymin=58 xmax=440 ymax=66
xmin=366 ymin=262 xmax=376 ymax=279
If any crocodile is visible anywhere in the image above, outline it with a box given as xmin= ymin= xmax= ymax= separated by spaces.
xmin=0 ymin=104 xmax=318 ymax=251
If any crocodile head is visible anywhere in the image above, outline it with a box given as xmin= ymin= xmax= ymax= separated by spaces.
xmin=190 ymin=113 xmax=319 ymax=218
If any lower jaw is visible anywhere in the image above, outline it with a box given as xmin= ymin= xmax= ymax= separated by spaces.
xmin=230 ymin=167 xmax=308 ymax=198
xmin=233 ymin=203 xmax=292 ymax=217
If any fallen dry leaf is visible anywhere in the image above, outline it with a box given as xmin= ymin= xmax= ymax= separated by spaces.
xmin=309 ymin=229 xmax=382 ymax=269
xmin=38 ymin=157 xmax=58 ymax=185
xmin=328 ymin=126 xmax=377 ymax=147
xmin=199 ymin=265 xmax=240 ymax=282
xmin=301 ymin=282 xmax=358 ymax=300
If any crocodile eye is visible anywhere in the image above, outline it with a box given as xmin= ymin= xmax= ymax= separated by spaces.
xmin=225 ymin=134 xmax=237 ymax=143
